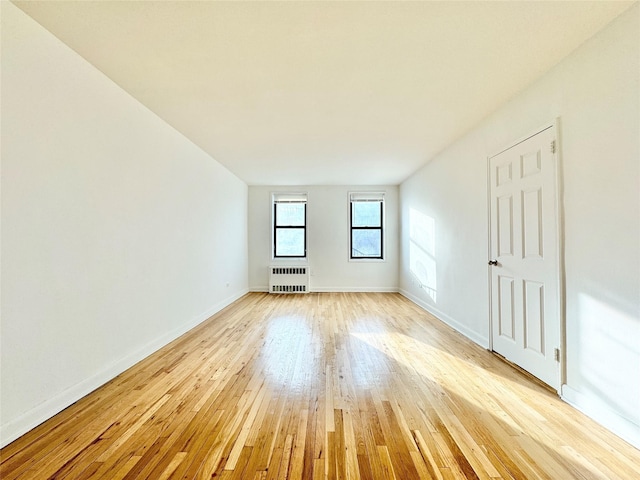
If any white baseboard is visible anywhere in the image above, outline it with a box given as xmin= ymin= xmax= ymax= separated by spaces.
xmin=561 ymin=384 xmax=640 ymax=450
xmin=311 ymin=287 xmax=399 ymax=293
xmin=399 ymin=289 xmax=489 ymax=348
xmin=250 ymin=286 xmax=399 ymax=293
xmin=0 ymin=288 xmax=248 ymax=449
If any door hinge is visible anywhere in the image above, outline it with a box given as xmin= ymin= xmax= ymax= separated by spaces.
xmin=550 ymin=140 xmax=557 ymax=154
xmin=554 ymin=348 xmax=560 ymax=362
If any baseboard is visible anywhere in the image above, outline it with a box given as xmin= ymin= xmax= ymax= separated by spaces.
xmin=561 ymin=384 xmax=640 ymax=449
xmin=311 ymin=287 xmax=399 ymax=293
xmin=250 ymin=286 xmax=399 ymax=293
xmin=399 ymin=289 xmax=489 ymax=348
xmin=0 ymin=288 xmax=248 ymax=449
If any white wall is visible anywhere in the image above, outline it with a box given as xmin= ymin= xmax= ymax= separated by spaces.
xmin=399 ymin=128 xmax=490 ymax=346
xmin=0 ymin=3 xmax=248 ymax=447
xmin=400 ymin=5 xmax=639 ymax=447
xmin=249 ymin=185 xmax=398 ymax=292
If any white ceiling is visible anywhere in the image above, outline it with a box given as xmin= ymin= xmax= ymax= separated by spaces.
xmin=13 ymin=1 xmax=634 ymax=186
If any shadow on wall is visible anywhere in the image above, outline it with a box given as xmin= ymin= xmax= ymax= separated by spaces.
xmin=576 ymin=290 xmax=640 ymax=429
xmin=409 ymin=208 xmax=437 ymax=303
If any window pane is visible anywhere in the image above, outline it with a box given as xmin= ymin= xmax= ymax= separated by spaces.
xmin=352 ymin=230 xmax=382 ymax=258
xmin=275 ymin=228 xmax=305 ymax=256
xmin=352 ymin=202 xmax=381 ymax=227
xmin=276 ymin=203 xmax=305 ymax=226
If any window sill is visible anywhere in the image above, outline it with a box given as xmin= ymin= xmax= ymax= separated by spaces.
xmin=349 ymin=258 xmax=386 ymax=263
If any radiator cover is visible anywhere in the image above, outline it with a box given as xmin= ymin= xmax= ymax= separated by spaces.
xmin=269 ymin=266 xmax=309 ymax=294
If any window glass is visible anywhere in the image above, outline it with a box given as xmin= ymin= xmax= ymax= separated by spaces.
xmin=352 ymin=202 xmax=381 ymax=227
xmin=275 ymin=203 xmax=305 ymax=226
xmin=351 ymin=229 xmax=382 ymax=258
xmin=275 ymin=229 xmax=305 ymax=257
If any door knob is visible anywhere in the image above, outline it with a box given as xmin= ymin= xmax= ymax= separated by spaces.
xmin=488 ymin=260 xmax=498 ymax=266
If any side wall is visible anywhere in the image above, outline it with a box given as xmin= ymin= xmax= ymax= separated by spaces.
xmin=400 ymin=5 xmax=639 ymax=446
xmin=0 ymin=3 xmax=249 ymax=447
xmin=249 ymin=185 xmax=398 ymax=292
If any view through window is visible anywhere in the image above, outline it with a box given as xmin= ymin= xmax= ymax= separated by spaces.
xmin=350 ymin=193 xmax=384 ymax=259
xmin=273 ymin=193 xmax=307 ymax=258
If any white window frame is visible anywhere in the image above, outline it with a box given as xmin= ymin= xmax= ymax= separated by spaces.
xmin=348 ymin=192 xmax=386 ymax=262
xmin=272 ymin=192 xmax=308 ymax=260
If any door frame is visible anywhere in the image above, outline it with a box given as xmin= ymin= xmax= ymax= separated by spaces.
xmin=486 ymin=118 xmax=566 ymax=392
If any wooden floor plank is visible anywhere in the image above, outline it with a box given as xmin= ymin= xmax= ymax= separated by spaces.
xmin=1 ymin=292 xmax=639 ymax=479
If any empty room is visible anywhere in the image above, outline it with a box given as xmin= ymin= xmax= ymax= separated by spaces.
xmin=1 ymin=1 xmax=639 ymax=479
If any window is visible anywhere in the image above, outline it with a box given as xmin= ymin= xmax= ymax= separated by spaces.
xmin=350 ymin=192 xmax=384 ymax=259
xmin=273 ymin=193 xmax=307 ymax=258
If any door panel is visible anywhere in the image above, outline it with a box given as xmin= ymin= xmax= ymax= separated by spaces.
xmin=498 ymin=275 xmax=515 ymax=341
xmin=523 ymin=280 xmax=544 ymax=354
xmin=522 ymin=188 xmax=543 ymax=259
xmin=497 ymin=195 xmax=514 ymax=256
xmin=521 ymin=150 xmax=541 ymax=178
xmin=489 ymin=127 xmax=560 ymax=389
xmin=496 ymin=161 xmax=513 ymax=186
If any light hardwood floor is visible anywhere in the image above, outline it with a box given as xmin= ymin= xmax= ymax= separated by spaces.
xmin=1 ymin=292 xmax=638 ymax=479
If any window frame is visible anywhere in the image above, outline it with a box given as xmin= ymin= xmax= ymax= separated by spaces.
xmin=273 ymin=193 xmax=307 ymax=259
xmin=349 ymin=193 xmax=385 ymax=260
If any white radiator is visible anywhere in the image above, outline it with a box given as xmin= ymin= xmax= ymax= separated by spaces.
xmin=269 ymin=266 xmax=309 ymax=293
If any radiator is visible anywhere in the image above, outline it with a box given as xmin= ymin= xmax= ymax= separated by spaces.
xmin=269 ymin=266 xmax=309 ymax=294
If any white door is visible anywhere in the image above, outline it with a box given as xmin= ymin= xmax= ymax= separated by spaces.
xmin=489 ymin=126 xmax=561 ymax=389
